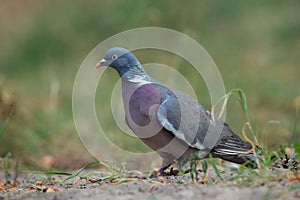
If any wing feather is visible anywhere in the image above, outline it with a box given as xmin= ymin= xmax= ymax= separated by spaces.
xmin=156 ymin=86 xmax=221 ymax=150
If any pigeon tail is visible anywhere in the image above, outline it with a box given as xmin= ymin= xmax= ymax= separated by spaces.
xmin=213 ymin=151 xmax=258 ymax=168
xmin=211 ymin=134 xmax=258 ymax=168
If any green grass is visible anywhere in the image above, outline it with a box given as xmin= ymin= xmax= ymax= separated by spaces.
xmin=35 ymin=160 xmax=121 ymax=184
xmin=24 ymin=144 xmax=299 ymax=188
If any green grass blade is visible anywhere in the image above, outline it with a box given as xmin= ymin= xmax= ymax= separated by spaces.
xmin=213 ymin=88 xmax=259 ymax=145
xmin=60 ymin=161 xmax=102 ymax=183
xmin=34 ymin=170 xmax=73 ymax=176
xmin=209 ymin=154 xmax=223 ymax=181
xmin=32 ymin=160 xmax=120 ymax=184
xmin=200 ymin=159 xmax=208 ymax=174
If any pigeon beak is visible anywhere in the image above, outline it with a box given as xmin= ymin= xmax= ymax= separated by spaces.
xmin=96 ymin=59 xmax=107 ymax=69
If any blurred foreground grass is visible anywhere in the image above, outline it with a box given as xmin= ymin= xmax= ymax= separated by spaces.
xmin=0 ymin=1 xmax=299 ymax=170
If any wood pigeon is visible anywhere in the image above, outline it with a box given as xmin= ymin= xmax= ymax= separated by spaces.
xmin=96 ymin=47 xmax=257 ymax=174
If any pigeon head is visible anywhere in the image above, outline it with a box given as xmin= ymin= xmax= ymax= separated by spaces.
xmin=96 ymin=47 xmax=144 ymax=77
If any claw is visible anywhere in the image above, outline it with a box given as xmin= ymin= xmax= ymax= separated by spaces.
xmin=150 ymin=165 xmax=171 ymax=178
xmin=199 ymin=171 xmax=207 ymax=184
xmin=150 ymin=168 xmax=164 ymax=178
xmin=170 ymin=167 xmax=179 ymax=176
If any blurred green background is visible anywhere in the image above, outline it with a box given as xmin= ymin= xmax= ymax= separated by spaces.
xmin=0 ymin=0 xmax=299 ymax=170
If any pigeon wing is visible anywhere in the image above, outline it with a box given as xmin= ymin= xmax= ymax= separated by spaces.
xmin=156 ymin=86 xmax=223 ymax=151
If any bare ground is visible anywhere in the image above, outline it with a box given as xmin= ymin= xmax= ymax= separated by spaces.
xmin=1 ymin=167 xmax=300 ymax=200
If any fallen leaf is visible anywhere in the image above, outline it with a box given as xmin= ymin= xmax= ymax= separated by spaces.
xmin=9 ymin=179 xmax=17 ymax=188
xmin=87 ymin=176 xmax=98 ymax=183
xmin=0 ymin=180 xmax=5 ymax=190
xmin=283 ymin=171 xmax=300 ymax=182
xmin=35 ymin=181 xmax=43 ymax=186
xmin=46 ymin=188 xmax=55 ymax=193
xmin=27 ymin=184 xmax=36 ymax=190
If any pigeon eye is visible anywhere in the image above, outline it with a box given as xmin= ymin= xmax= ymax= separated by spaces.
xmin=112 ymin=55 xmax=118 ymax=60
